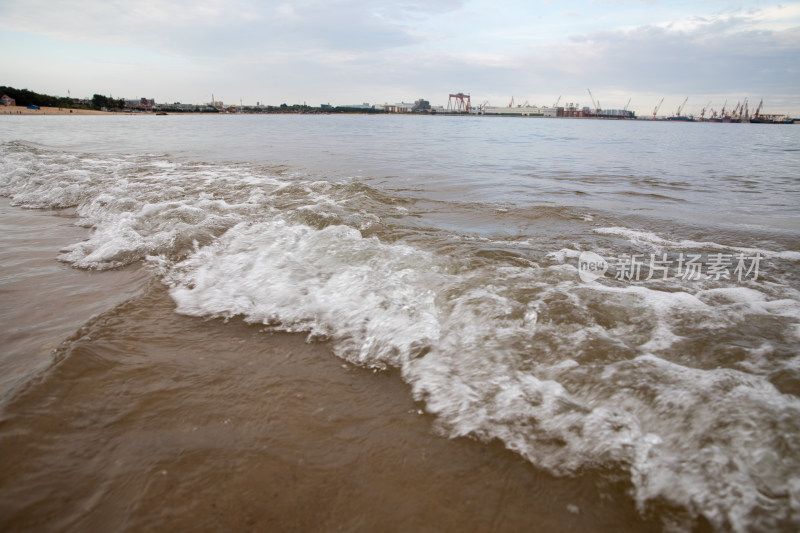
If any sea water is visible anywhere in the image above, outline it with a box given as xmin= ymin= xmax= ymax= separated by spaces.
xmin=1 ymin=114 xmax=799 ymax=532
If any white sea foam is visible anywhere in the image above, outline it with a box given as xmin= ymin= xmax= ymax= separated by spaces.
xmin=0 ymin=144 xmax=347 ymax=269
xmin=595 ymin=226 xmax=800 ymax=260
xmin=168 ymin=219 xmax=446 ymax=368
xmin=545 ymin=248 xmax=582 ymax=263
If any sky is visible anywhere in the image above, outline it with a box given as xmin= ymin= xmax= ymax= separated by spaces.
xmin=1 ymin=0 xmax=799 ymax=116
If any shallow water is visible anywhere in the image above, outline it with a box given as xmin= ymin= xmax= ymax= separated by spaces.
xmin=1 ymin=114 xmax=799 ymax=532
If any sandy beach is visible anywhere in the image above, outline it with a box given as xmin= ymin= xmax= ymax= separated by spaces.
xmin=0 ymin=105 xmax=113 ymax=115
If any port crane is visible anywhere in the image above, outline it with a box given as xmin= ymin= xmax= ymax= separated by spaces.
xmin=700 ymin=101 xmax=711 ymax=121
xmin=652 ymin=97 xmax=664 ymax=120
xmin=553 ymin=95 xmax=561 ymax=108
xmin=623 ymin=98 xmax=631 ymax=112
xmin=753 ymin=99 xmax=763 ymax=119
xmin=675 ymin=97 xmax=689 ymax=117
xmin=587 ymin=89 xmax=600 ymax=116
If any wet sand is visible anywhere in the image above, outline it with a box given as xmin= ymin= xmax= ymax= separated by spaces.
xmin=0 ymin=199 xmax=659 ymax=532
xmin=0 ymin=199 xmax=148 ymax=392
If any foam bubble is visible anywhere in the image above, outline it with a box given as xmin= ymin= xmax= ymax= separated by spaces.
xmin=545 ymin=248 xmax=581 ymax=263
xmin=595 ymin=226 xmax=800 ymax=260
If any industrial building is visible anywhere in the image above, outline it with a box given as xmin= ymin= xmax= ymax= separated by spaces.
xmin=480 ymin=105 xmax=559 ymax=117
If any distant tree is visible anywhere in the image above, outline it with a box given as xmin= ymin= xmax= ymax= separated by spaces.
xmin=91 ymin=94 xmax=124 ymax=110
xmin=92 ymin=94 xmax=108 ymax=110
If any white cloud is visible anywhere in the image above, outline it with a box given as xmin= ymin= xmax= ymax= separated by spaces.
xmin=0 ymin=0 xmax=469 ymax=55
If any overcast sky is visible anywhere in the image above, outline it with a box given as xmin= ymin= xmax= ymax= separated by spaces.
xmin=1 ymin=0 xmax=798 ymax=116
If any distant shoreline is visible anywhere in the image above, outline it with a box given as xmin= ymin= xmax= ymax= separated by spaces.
xmin=1 ymin=106 xmax=796 ymax=123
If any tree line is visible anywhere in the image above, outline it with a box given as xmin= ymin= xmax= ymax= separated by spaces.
xmin=0 ymin=86 xmax=124 ymax=110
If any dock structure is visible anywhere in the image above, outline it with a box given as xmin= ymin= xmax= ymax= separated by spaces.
xmin=447 ymin=93 xmax=471 ymax=113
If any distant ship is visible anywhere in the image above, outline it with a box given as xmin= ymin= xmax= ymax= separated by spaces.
xmin=749 ymin=116 xmax=794 ymax=124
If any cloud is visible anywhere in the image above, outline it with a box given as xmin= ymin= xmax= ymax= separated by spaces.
xmin=0 ymin=0 xmax=467 ymax=56
xmin=435 ymin=6 xmax=800 ymax=106
xmin=548 ymin=16 xmax=800 ymax=95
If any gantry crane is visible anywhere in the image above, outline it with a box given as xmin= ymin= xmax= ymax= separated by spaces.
xmin=447 ymin=93 xmax=471 ymax=113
